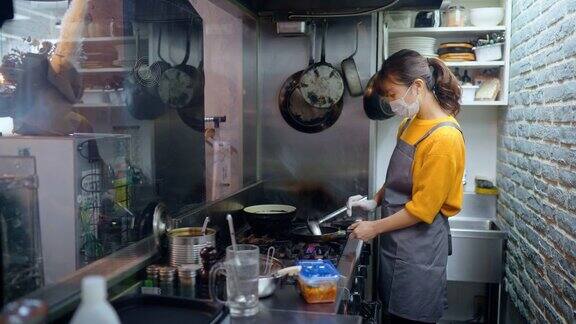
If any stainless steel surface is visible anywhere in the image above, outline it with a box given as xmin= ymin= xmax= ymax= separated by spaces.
xmin=448 ymin=218 xmax=506 ymax=283
xmin=260 ymin=16 xmax=374 ymax=215
xmin=460 ymin=193 xmax=497 ymax=219
xmin=276 ymin=21 xmax=307 ymax=35
xmin=258 ymin=236 xmax=364 ymax=314
xmin=168 ymin=227 xmax=217 ymax=266
xmin=26 ymin=236 xmax=158 ymax=322
xmin=234 ymin=0 xmax=442 ymax=14
xmin=220 ymin=307 xmax=363 ymax=324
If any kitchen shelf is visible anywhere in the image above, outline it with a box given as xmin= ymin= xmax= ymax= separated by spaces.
xmin=461 ymin=101 xmax=507 ymax=107
xmin=73 ymin=103 xmax=126 ymax=108
xmin=77 ymin=67 xmax=130 ymax=73
xmin=48 ymin=36 xmax=135 ymax=43
xmin=388 ymin=26 xmax=506 ymax=37
xmin=444 ymin=61 xmax=505 ymax=68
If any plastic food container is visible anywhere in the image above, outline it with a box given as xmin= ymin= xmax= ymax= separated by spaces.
xmin=384 ymin=11 xmax=414 ymax=29
xmin=297 ymin=260 xmax=340 ymax=304
xmin=460 ymin=84 xmax=479 ymax=103
xmin=442 ymin=5 xmax=468 ymax=27
xmin=474 ymin=43 xmax=503 ymax=61
xmin=469 ymin=8 xmax=504 ymax=27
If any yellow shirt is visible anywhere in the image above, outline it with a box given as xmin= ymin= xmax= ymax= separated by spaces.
xmin=397 ymin=115 xmax=465 ymax=224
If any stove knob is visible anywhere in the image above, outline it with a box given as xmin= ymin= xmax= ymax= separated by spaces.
xmin=356 ymin=264 xmax=367 ymax=277
xmin=348 ymin=292 xmax=362 ymax=315
xmin=353 ymin=276 xmax=365 ymax=298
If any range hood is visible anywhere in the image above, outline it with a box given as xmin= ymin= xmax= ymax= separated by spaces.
xmin=234 ymin=0 xmax=443 ymax=16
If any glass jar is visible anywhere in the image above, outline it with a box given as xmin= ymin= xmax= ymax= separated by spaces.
xmin=443 ymin=5 xmax=468 ymax=27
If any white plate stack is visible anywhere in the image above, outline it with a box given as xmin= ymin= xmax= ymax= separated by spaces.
xmin=388 ymin=37 xmax=438 ymax=58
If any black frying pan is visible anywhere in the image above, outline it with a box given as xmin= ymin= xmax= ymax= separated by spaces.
xmin=278 ymin=29 xmax=343 ymax=134
xmin=290 ymin=225 xmax=347 ymax=243
xmin=243 ymin=204 xmax=297 ymax=234
xmin=341 ymin=22 xmax=363 ymax=97
xmin=149 ymin=26 xmax=171 ymax=95
xmin=128 ymin=26 xmax=166 ymax=120
xmin=158 ymin=22 xmax=197 ymax=109
xmin=363 ymin=75 xmax=395 ymax=120
xmin=298 ymin=21 xmax=345 ymax=109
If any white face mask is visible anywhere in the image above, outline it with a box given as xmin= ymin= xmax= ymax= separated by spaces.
xmin=389 ymin=84 xmax=420 ymax=118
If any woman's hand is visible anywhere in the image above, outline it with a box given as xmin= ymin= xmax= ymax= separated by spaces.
xmin=348 ymin=220 xmax=379 ymax=242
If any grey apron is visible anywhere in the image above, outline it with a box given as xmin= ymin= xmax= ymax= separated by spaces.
xmin=379 ymin=120 xmax=462 ymax=323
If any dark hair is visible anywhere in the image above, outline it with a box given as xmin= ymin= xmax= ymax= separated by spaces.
xmin=375 ymin=49 xmax=461 ymax=116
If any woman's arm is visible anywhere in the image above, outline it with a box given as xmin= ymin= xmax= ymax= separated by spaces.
xmin=374 ymin=186 xmax=385 ymax=206
xmin=348 ymin=208 xmax=421 ymax=241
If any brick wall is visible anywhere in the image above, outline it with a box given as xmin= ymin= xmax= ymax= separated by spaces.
xmin=497 ymin=0 xmax=576 ymax=323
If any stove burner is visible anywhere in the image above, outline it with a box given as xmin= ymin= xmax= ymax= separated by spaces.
xmin=237 ymin=227 xmax=344 ymax=266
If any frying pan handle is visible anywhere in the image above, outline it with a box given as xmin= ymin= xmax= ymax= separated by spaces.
xmin=308 ymin=22 xmax=316 ymax=66
xmin=157 ymin=25 xmax=167 ymax=63
xmin=321 ymin=20 xmax=327 ymax=63
xmin=180 ymin=21 xmax=192 ymax=66
xmin=352 ymin=22 xmax=361 ymax=57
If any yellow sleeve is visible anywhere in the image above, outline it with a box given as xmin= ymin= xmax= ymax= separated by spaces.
xmin=404 ymin=130 xmax=464 ymax=224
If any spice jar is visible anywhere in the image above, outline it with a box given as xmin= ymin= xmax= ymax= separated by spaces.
xmin=158 ymin=266 xmax=176 ymax=296
xmin=443 ymin=5 xmax=468 ymax=27
xmin=178 ymin=264 xmax=201 ymax=298
xmin=146 ymin=264 xmax=160 ymax=284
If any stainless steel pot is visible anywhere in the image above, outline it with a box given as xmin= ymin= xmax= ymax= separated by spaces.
xmin=168 ymin=227 xmax=216 ymax=267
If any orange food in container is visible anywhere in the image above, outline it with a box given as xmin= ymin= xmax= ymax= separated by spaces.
xmin=296 ymin=260 xmax=340 ymax=304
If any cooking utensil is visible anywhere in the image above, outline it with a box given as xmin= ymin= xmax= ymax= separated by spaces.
xmin=298 ymin=21 xmax=345 ymax=109
xmin=341 ymin=22 xmax=363 ymax=97
xmin=168 ymin=226 xmax=216 ymax=266
xmin=128 ymin=25 xmax=166 ymax=120
xmin=258 ymin=265 xmax=302 ymax=298
xmin=307 ymin=197 xmax=367 ymax=235
xmin=226 ymin=214 xmax=237 ymax=250
xmin=200 ymin=216 xmax=210 ymax=236
xmin=290 ymin=225 xmax=347 ymax=243
xmin=242 ymin=204 xmax=297 ymax=234
xmin=363 ymin=75 xmax=395 ymax=120
xmin=158 ymin=22 xmax=198 ymax=109
xmin=264 ymin=246 xmax=275 ymax=276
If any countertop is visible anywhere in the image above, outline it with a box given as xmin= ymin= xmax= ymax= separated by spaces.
xmin=258 ymin=235 xmax=364 ymax=315
xmin=221 ymin=307 xmax=362 ymax=324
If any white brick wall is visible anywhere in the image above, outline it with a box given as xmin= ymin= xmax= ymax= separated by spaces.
xmin=497 ymin=0 xmax=576 ymax=323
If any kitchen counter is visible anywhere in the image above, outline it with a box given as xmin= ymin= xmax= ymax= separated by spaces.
xmin=258 ymin=235 xmax=364 ymax=315
xmin=221 ymin=307 xmax=362 ymax=324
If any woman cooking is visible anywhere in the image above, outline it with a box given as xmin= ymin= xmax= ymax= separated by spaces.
xmin=347 ymin=49 xmax=465 ymax=324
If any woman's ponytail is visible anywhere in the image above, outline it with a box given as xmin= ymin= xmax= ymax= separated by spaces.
xmin=427 ymin=57 xmax=461 ymax=116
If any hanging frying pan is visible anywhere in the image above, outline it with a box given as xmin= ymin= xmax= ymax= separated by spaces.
xmin=128 ymin=25 xmax=166 ymax=120
xmin=149 ymin=25 xmax=171 ymax=95
xmin=341 ymin=22 xmax=363 ymax=97
xmin=298 ymin=21 xmax=345 ymax=109
xmin=157 ymin=22 xmax=197 ymax=109
xmin=176 ymin=19 xmax=205 ymax=132
xmin=278 ymin=25 xmax=343 ymax=134
xmin=363 ymin=75 xmax=395 ymax=120
xmin=188 ymin=17 xmax=204 ymax=106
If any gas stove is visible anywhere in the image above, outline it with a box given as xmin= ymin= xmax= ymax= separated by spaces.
xmin=236 ymin=224 xmax=345 ymax=266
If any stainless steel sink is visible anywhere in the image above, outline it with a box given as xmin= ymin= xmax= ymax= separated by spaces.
xmin=447 ymin=217 xmax=507 ymax=283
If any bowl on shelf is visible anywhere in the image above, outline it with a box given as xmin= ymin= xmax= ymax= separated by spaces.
xmin=469 ymin=8 xmax=504 ymax=27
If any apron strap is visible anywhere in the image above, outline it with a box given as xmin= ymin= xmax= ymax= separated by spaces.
xmin=397 ymin=118 xmax=412 ymax=139
xmin=413 ymin=121 xmax=463 ymax=147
